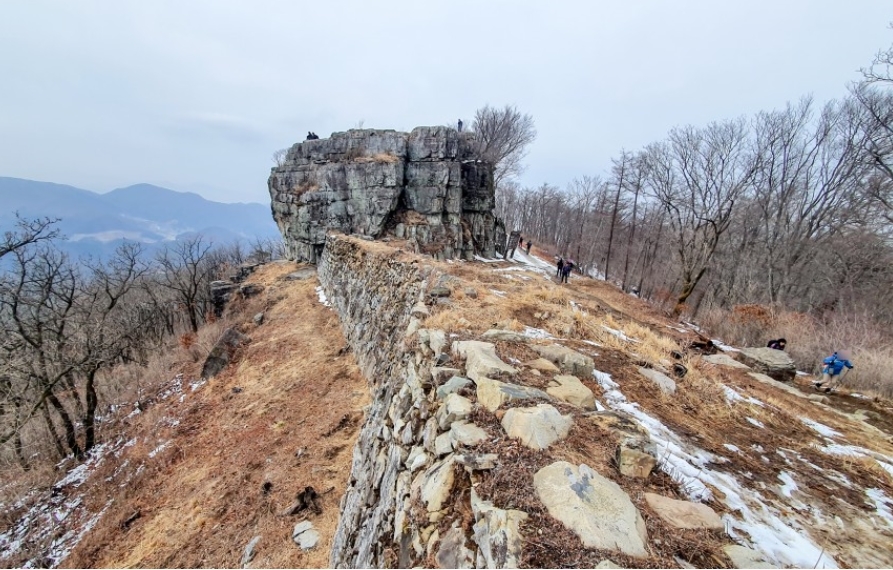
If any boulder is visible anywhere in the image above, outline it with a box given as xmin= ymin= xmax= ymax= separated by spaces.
xmin=501 ymin=404 xmax=573 ymax=450
xmin=436 ymin=525 xmax=475 ymax=569
xmin=637 ymin=367 xmax=676 ymax=395
xmin=434 ymin=432 xmax=453 ymax=456
xmin=436 ymin=375 xmax=471 ymax=399
xmin=531 ymin=344 xmax=594 ymax=377
xmin=292 ymin=520 xmax=320 ymax=550
xmin=475 ymin=377 xmax=550 ymax=412
xmin=470 ymin=489 xmax=528 ymax=568
xmin=533 ymin=461 xmax=648 ymax=557
xmin=617 ymin=447 xmax=656 ymax=480
xmin=526 ymin=358 xmax=560 ymax=373
xmin=252 ymin=312 xmax=264 ymax=326
xmin=547 ymin=374 xmax=596 ymax=409
xmin=449 ymin=421 xmax=489 ymax=448
xmin=723 ymin=545 xmax=777 ymax=569
xmin=210 ymin=280 xmax=238 ymax=317
xmin=454 ymin=340 xmax=518 ymax=382
xmin=644 ymin=493 xmax=723 ymax=530
xmin=702 ymin=354 xmax=751 ymax=369
xmin=417 ymin=455 xmax=457 ymax=514
xmin=737 ymin=347 xmax=796 ymax=382
xmin=436 ymin=393 xmax=473 ymax=429
xmin=239 ymin=283 xmax=264 ymax=298
xmin=201 ymin=328 xmax=249 ymax=379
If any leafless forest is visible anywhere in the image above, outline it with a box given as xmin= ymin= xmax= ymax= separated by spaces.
xmin=493 ymin=45 xmax=893 ymax=393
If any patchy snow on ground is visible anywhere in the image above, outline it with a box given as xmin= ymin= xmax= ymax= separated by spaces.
xmin=601 ymin=325 xmax=639 ymax=343
xmin=746 ymin=417 xmax=766 ymax=428
xmin=724 ymin=443 xmax=741 ymax=453
xmin=473 ymin=255 xmax=504 ymax=263
xmin=488 ymin=288 xmax=507 ymax=298
xmin=592 ymin=367 xmax=838 ymax=569
xmin=777 ymin=471 xmax=799 ymax=498
xmin=522 ymin=326 xmax=554 ymax=340
xmin=0 ymin=439 xmax=127 ymax=568
xmin=723 ymin=386 xmax=765 ymax=407
xmin=866 ymin=488 xmax=893 ymax=526
xmin=712 ymin=339 xmax=740 ymax=352
xmin=801 ymin=418 xmax=842 ymax=439
xmin=315 ymin=286 xmax=332 ymax=307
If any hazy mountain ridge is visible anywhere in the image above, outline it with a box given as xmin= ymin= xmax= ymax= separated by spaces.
xmin=0 ymin=177 xmax=279 ymax=257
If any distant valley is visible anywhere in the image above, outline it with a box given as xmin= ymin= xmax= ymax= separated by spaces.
xmin=0 ymin=177 xmax=279 ymax=258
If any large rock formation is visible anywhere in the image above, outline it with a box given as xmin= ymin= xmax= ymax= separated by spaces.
xmin=268 ymin=127 xmax=506 ymax=263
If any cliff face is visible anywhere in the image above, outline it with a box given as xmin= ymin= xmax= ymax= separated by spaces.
xmin=268 ymin=127 xmax=505 ymax=263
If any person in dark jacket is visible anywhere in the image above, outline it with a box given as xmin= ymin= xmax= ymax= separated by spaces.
xmin=767 ymin=338 xmax=787 ymax=351
xmin=813 ymin=350 xmax=854 ymax=393
xmin=526 ymin=240 xmax=532 ymax=254
xmin=560 ymin=260 xmax=573 ymax=283
xmin=556 ymin=256 xmax=564 ymax=278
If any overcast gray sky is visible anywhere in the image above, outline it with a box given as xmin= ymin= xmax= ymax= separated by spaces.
xmin=1 ymin=1 xmax=891 ymax=204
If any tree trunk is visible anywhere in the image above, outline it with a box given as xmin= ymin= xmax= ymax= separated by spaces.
xmin=47 ymin=392 xmax=82 ymax=459
xmin=83 ymin=368 xmax=99 ymax=452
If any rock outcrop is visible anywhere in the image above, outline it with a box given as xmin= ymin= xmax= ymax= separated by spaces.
xmin=737 ymin=347 xmax=796 ymax=382
xmin=268 ymin=127 xmax=506 ymax=263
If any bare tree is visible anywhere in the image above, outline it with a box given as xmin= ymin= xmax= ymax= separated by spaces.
xmin=471 ymin=105 xmax=537 ymax=188
xmin=1 ymin=216 xmax=58 ymax=260
xmin=156 ymin=236 xmax=216 ymax=334
xmin=272 ymin=148 xmax=288 ymax=167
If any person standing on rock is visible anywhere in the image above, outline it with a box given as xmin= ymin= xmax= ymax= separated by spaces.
xmin=457 ymin=119 xmax=463 ymax=132
xmin=813 ymin=350 xmax=854 ymax=393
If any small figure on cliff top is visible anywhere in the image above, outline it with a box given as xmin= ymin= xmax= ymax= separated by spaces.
xmin=306 ymin=132 xmax=320 ymax=140
xmin=767 ymin=338 xmax=787 ymax=351
xmin=457 ymin=119 xmax=463 ymax=132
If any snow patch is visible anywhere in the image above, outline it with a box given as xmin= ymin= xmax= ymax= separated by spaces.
xmin=746 ymin=417 xmax=765 ymax=428
xmin=801 ymin=418 xmax=842 ymax=439
xmin=315 ymin=286 xmax=332 ymax=307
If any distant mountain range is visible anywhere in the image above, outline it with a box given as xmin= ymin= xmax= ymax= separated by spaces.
xmin=0 ymin=177 xmax=280 ymax=258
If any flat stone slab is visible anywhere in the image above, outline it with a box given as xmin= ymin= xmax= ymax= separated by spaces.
xmin=738 ymin=347 xmax=796 ymax=382
xmin=638 ymin=367 xmax=676 ymax=394
xmin=747 ymin=372 xmax=811 ymax=400
xmin=471 ymin=489 xmax=528 ymax=568
xmin=454 ymin=340 xmax=518 ymax=382
xmin=526 ymin=357 xmax=560 ymax=373
xmin=534 ymin=461 xmax=648 ymax=557
xmin=436 ymin=375 xmax=471 ymax=399
xmin=475 ymin=377 xmax=551 ymax=412
xmin=532 ymin=344 xmax=594 ymax=377
xmin=644 ymin=492 xmax=723 ymax=530
xmin=449 ymin=420 xmax=489 ymax=448
xmin=702 ymin=354 xmax=751 ymax=369
xmin=418 ymin=455 xmax=457 ymax=513
xmin=502 ymin=404 xmax=573 ymax=450
xmin=547 ymin=374 xmax=596 ymax=409
xmin=723 ymin=545 xmax=777 ymax=569
xmin=436 ymin=393 xmax=473 ymax=429
xmin=292 ymin=520 xmax=320 ymax=550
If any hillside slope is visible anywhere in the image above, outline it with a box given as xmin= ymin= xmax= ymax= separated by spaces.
xmin=2 ymin=239 xmax=892 ymax=568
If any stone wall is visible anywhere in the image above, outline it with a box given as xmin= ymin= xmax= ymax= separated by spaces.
xmin=318 ymin=234 xmax=440 ymax=568
xmin=269 ymin=127 xmax=505 ymax=264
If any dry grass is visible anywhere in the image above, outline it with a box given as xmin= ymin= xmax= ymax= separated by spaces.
xmin=353 ymin=152 xmax=400 ymax=164
xmin=55 ymin=262 xmax=369 ymax=569
xmin=701 ymin=306 xmax=893 ymax=398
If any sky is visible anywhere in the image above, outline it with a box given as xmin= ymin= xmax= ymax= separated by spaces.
xmin=1 ymin=0 xmax=891 ymax=204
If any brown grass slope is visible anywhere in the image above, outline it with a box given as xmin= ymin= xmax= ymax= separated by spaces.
xmin=61 ymin=263 xmax=367 ymax=568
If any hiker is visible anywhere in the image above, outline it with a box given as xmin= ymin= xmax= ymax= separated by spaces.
xmin=526 ymin=240 xmax=532 ymax=254
xmin=457 ymin=119 xmax=463 ymax=132
xmin=556 ymin=256 xmax=564 ymax=278
xmin=767 ymin=338 xmax=787 ymax=351
xmin=560 ymin=259 xmax=574 ymax=284
xmin=813 ymin=350 xmax=854 ymax=393
xmin=306 ymin=131 xmax=314 ymax=140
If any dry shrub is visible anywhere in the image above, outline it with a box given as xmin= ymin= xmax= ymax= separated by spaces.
xmin=354 ymin=152 xmax=399 ymax=164
xmin=701 ymin=306 xmax=893 ymax=398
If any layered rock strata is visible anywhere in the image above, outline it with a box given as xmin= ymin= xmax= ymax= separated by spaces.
xmin=269 ymin=127 xmax=506 ymax=263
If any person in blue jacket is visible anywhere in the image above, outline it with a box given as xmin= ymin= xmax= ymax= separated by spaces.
xmin=813 ymin=350 xmax=854 ymax=393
